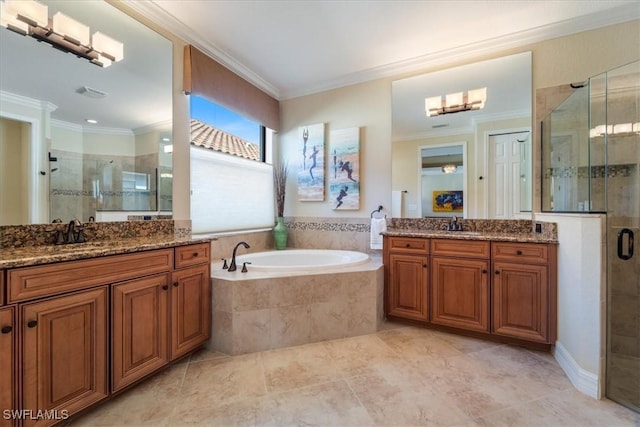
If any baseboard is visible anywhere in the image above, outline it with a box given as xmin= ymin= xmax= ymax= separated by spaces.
xmin=554 ymin=341 xmax=600 ymax=398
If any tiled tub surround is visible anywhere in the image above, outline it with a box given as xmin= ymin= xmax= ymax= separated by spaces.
xmin=210 ymin=256 xmax=384 ymax=355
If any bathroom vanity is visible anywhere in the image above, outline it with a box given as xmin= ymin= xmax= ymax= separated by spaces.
xmin=0 ymin=237 xmax=211 ymax=427
xmin=383 ymin=228 xmax=557 ymax=348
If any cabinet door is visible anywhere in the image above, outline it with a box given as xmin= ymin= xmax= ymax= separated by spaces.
xmin=387 ymin=253 xmax=429 ymax=322
xmin=0 ymin=307 xmax=15 ymax=427
xmin=170 ymin=264 xmax=211 ymax=359
xmin=112 ymin=274 xmax=170 ymax=392
xmin=493 ymin=262 xmax=549 ymax=343
xmin=431 ymin=257 xmax=489 ymax=332
xmin=22 ymin=288 xmax=108 ymax=427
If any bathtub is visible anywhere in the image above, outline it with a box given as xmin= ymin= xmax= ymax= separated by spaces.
xmin=235 ymin=249 xmax=370 ymax=271
xmin=210 ymin=249 xmax=383 ymax=355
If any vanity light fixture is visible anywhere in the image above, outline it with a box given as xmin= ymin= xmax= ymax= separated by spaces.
xmin=163 ymin=145 xmax=173 ymax=154
xmin=425 ymin=87 xmax=487 ymax=117
xmin=0 ymin=0 xmax=123 ymax=68
xmin=441 ymin=164 xmax=457 ymax=174
xmin=589 ymin=122 xmax=640 ymax=137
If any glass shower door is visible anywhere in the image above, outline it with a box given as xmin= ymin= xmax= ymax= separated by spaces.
xmin=605 ymin=60 xmax=639 ymax=412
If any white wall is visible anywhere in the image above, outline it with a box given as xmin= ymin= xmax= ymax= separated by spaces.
xmin=280 ymin=80 xmax=391 ymax=218
xmin=536 ymin=213 xmax=606 ymax=398
xmin=277 ymin=21 xmax=639 ymax=400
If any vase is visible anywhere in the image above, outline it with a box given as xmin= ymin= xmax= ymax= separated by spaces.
xmin=273 ymin=216 xmax=288 ymax=250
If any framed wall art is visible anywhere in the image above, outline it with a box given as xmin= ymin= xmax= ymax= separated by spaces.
xmin=297 ymin=123 xmax=325 ymax=201
xmin=329 ymin=127 xmax=360 ymax=210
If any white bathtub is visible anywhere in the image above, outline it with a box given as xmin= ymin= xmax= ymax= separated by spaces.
xmin=235 ymin=249 xmax=369 ymax=271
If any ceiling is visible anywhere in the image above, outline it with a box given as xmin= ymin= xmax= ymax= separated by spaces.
xmin=1 ymin=1 xmax=637 ymax=132
xmin=129 ymin=0 xmax=639 ymax=100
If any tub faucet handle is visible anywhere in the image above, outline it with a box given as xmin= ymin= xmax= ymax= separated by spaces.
xmin=241 ymin=262 xmax=252 ymax=273
xmin=221 ymin=258 xmax=229 ymax=269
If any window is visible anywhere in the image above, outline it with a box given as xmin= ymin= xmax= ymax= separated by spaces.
xmin=189 ymin=96 xmax=274 ymax=234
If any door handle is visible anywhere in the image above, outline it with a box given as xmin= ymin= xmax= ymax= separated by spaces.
xmin=617 ymin=228 xmax=634 ymax=261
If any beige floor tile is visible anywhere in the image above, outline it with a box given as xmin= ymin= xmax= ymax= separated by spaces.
xmin=325 ymin=334 xmax=406 ymax=377
xmin=169 ymin=395 xmax=276 ymax=426
xmin=71 ymin=363 xmax=186 ymax=426
xmin=260 ymin=341 xmax=341 ymax=393
xmin=188 ymin=346 xmax=230 ymax=364
xmin=178 ymin=353 xmax=267 ymax=406
xmin=429 ymin=329 xmax=502 ymax=354
xmin=268 ymin=380 xmax=373 ymax=426
xmin=377 ymin=326 xmax=464 ymax=363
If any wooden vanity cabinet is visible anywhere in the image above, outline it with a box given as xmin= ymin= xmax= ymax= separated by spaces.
xmin=170 ymin=248 xmax=211 ymax=359
xmin=384 ymin=236 xmax=430 ymax=322
xmin=5 ymin=242 xmax=212 ymax=425
xmin=0 ymin=306 xmax=15 ymax=427
xmin=492 ymin=242 xmax=557 ymax=343
xmin=431 ymin=239 xmax=490 ymax=332
xmin=21 ymin=287 xmax=109 ymax=427
xmin=111 ymin=274 xmax=170 ymax=392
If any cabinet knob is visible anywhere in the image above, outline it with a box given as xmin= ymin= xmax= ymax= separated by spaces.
xmin=173 ymin=282 xmax=179 ymax=287
xmin=423 ymin=264 xmax=427 ymax=268
xmin=162 ymin=285 xmax=169 ymax=290
xmin=516 ymin=250 xmax=523 ymax=255
xmin=482 ymin=269 xmax=487 ymax=274
xmin=192 ymin=252 xmax=199 ymax=258
xmin=495 ymin=270 xmax=500 ymax=275
xmin=27 ymin=320 xmax=38 ymax=328
xmin=1 ymin=325 xmax=12 ymax=334
xmin=405 ymin=243 xmax=410 ymax=248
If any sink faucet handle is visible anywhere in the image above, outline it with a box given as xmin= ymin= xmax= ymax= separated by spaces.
xmin=221 ymin=258 xmax=229 ymax=269
xmin=241 ymin=262 xmax=252 ymax=273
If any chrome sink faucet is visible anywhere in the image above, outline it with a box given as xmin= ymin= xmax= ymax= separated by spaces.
xmin=228 ymin=241 xmax=250 ymax=272
xmin=447 ymin=215 xmax=462 ymax=231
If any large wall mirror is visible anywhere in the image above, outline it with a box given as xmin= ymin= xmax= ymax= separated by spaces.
xmin=391 ymin=52 xmax=532 ymax=219
xmin=0 ymin=0 xmax=172 ymax=225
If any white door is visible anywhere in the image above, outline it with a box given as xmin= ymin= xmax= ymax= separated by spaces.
xmin=489 ymin=132 xmax=529 ymax=218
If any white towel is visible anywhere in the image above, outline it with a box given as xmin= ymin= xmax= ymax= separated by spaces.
xmin=391 ymin=191 xmax=403 ymax=217
xmin=370 ymin=217 xmax=387 ymax=250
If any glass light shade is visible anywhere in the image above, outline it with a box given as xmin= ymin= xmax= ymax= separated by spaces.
xmin=445 ymin=92 xmax=464 ymax=107
xmin=441 ymin=164 xmax=457 ymax=174
xmin=6 ymin=0 xmax=48 ymax=27
xmin=425 ymin=96 xmax=442 ymax=116
xmin=613 ymin=123 xmax=633 ymax=134
xmin=92 ymin=31 xmax=123 ymax=62
xmin=163 ymin=144 xmax=174 ymax=154
xmin=92 ymin=54 xmax=112 ymax=68
xmin=0 ymin=2 xmax=29 ymax=34
xmin=633 ymin=122 xmax=640 ymax=133
xmin=467 ymin=87 xmax=487 ymax=108
xmin=52 ymin=11 xmax=90 ymax=45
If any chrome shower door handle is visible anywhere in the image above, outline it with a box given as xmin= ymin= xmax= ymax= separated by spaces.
xmin=617 ymin=228 xmax=634 ymax=260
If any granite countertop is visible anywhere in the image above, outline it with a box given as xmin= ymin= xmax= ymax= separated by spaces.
xmin=0 ymin=235 xmax=213 ymax=269
xmin=382 ymin=228 xmax=558 ymax=244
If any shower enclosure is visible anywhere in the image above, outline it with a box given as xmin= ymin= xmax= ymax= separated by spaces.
xmin=542 ymin=60 xmax=639 ymax=412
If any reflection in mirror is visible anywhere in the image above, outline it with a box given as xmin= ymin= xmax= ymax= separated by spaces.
xmin=419 ymin=143 xmax=466 ymax=218
xmin=0 ymin=0 xmax=172 ymax=225
xmin=391 ymin=52 xmax=532 ymax=219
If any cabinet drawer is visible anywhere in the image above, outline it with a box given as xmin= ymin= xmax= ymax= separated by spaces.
xmin=175 ymin=243 xmax=210 ymax=268
xmin=8 ymin=249 xmax=173 ymax=303
xmin=431 ymin=239 xmax=490 ymax=259
xmin=386 ymin=237 xmax=429 ymax=254
xmin=492 ymin=242 xmax=548 ymax=264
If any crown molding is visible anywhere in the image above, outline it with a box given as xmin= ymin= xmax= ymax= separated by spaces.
xmin=394 ymin=125 xmax=475 ymax=142
xmin=0 ymin=90 xmax=57 ymax=112
xmin=121 ymin=2 xmax=639 ymax=101
xmin=51 ymin=119 xmax=134 ymax=136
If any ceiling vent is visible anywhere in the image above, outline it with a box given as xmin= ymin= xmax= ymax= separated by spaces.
xmin=432 ymin=124 xmax=449 ymax=129
xmin=76 ymin=86 xmax=108 ymax=99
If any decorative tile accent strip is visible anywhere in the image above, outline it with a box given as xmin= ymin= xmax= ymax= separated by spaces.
xmin=127 ymin=215 xmax=173 ymax=221
xmin=544 ymin=164 xmax=636 ymax=179
xmin=0 ymin=219 xmax=174 ymax=248
xmin=286 ymin=220 xmax=370 ymax=232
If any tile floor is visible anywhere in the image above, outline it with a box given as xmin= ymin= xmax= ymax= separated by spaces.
xmin=72 ymin=324 xmax=640 ymax=426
